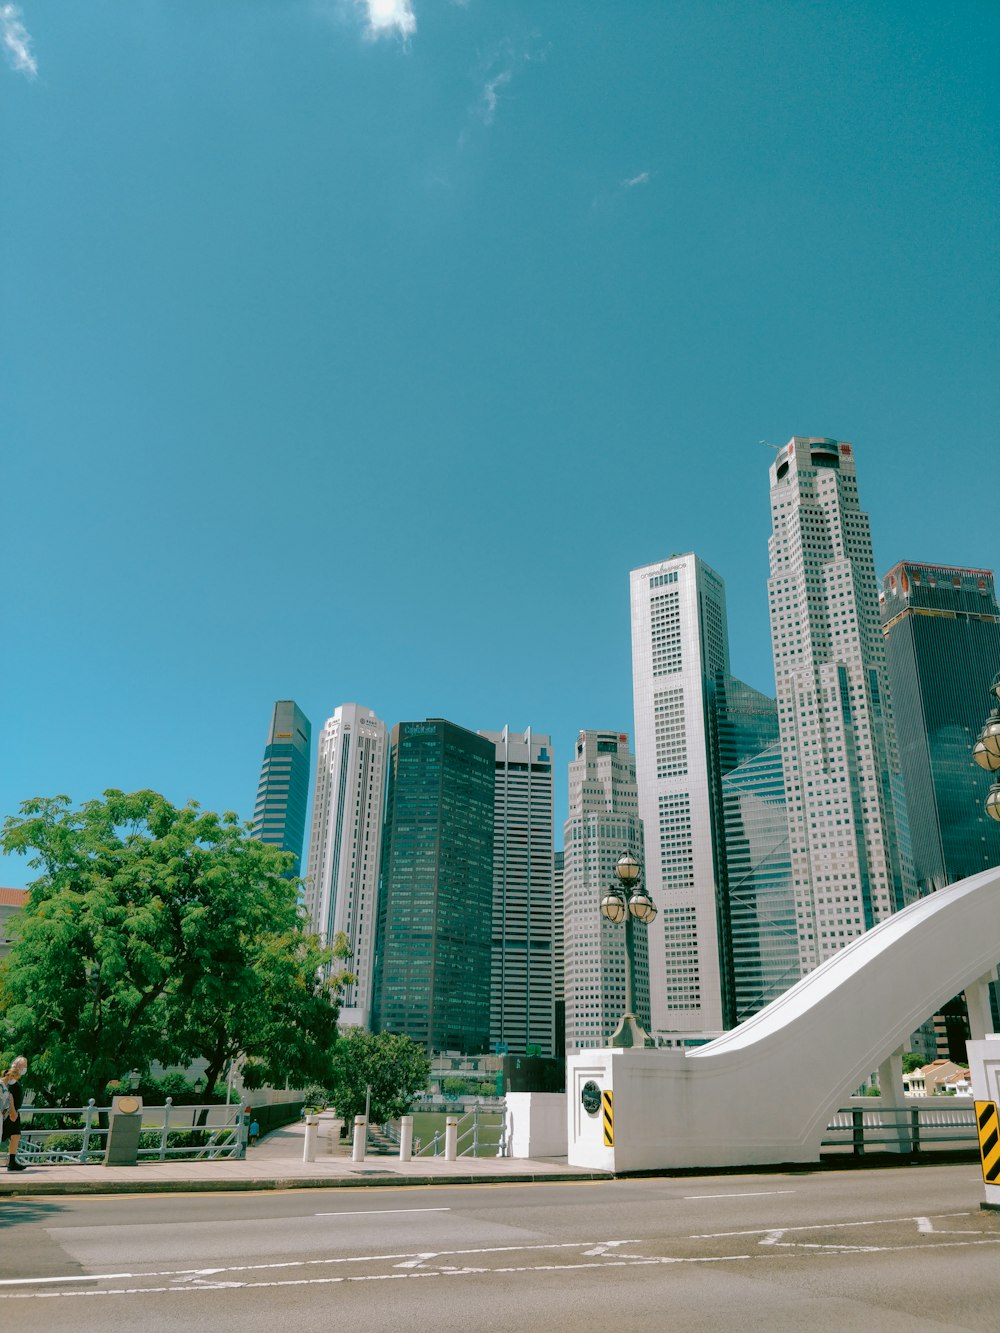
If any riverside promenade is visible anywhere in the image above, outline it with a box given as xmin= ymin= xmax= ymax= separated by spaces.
xmin=0 ymin=1112 xmax=604 ymax=1196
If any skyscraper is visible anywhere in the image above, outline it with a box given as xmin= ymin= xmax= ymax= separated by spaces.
xmin=479 ymin=727 xmax=555 ymax=1057
xmin=881 ymin=562 xmax=1000 ymax=892
xmin=373 ymin=719 xmax=495 ymax=1054
xmin=767 ymin=437 xmax=911 ymax=976
xmin=302 ymin=704 xmax=388 ymax=1028
xmin=251 ymin=700 xmax=311 ymax=877
xmin=721 ymin=738 xmax=798 ymax=1022
xmin=630 ymin=554 xmax=734 ymax=1036
xmin=881 ymin=561 xmax=1000 ymax=1046
xmin=553 ymin=849 xmax=565 ymax=1058
xmin=563 ymin=729 xmax=648 ymax=1051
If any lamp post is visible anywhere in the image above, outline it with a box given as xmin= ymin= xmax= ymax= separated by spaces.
xmin=600 ymin=852 xmax=657 ymax=1048
xmin=972 ymin=673 xmax=1000 ymax=824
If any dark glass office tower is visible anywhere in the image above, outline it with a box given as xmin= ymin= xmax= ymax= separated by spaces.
xmin=882 ymin=562 xmax=1000 ymax=1045
xmin=881 ymin=563 xmax=1000 ymax=892
xmin=251 ymin=701 xmax=312 ymax=877
xmin=714 ymin=676 xmax=799 ymax=1023
xmin=373 ymin=719 xmax=495 ymax=1054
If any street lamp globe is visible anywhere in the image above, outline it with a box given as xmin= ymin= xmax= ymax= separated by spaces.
xmin=627 ymin=891 xmax=658 ymax=925
xmin=616 ymin=852 xmax=642 ymax=887
xmin=600 ymin=892 xmax=627 ymax=923
xmin=986 ymin=785 xmax=1000 ymax=824
xmin=972 ymin=720 xmax=1000 ymax=771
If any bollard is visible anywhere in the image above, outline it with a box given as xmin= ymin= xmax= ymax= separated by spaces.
xmin=399 ymin=1115 xmax=414 ymax=1162
xmin=444 ymin=1115 xmax=458 ymax=1161
xmin=352 ymin=1115 xmax=367 ymax=1163
xmin=303 ymin=1115 xmax=319 ymax=1163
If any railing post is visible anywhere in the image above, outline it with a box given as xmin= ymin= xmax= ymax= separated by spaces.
xmin=852 ymin=1108 xmax=865 ymax=1156
xmin=445 ymin=1115 xmax=458 ymax=1161
xmin=159 ymin=1098 xmax=172 ymax=1160
xmin=352 ymin=1116 xmax=367 ymax=1163
xmin=399 ymin=1115 xmax=413 ymax=1162
xmin=472 ymin=1106 xmax=479 ymax=1158
xmin=911 ymin=1107 xmax=921 ymax=1155
xmin=303 ymin=1113 xmax=319 ymax=1163
xmin=80 ymin=1099 xmax=96 ymax=1162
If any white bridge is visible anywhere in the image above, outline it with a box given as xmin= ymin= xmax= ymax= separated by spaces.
xmin=559 ymin=864 xmax=1000 ymax=1183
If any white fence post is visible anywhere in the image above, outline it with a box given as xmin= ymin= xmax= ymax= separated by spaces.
xmin=444 ymin=1115 xmax=458 ymax=1161
xmin=399 ymin=1115 xmax=413 ymax=1161
xmin=352 ymin=1116 xmax=367 ymax=1163
xmin=303 ymin=1115 xmax=319 ymax=1162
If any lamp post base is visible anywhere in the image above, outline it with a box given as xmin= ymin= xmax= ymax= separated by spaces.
xmin=609 ymin=1012 xmax=656 ymax=1048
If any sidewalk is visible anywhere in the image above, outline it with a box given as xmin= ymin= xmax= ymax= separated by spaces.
xmin=0 ymin=1114 xmax=608 ymax=1197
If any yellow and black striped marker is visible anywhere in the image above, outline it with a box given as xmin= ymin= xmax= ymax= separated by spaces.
xmin=602 ymin=1090 xmax=614 ymax=1147
xmin=975 ymin=1100 xmax=999 ymax=1184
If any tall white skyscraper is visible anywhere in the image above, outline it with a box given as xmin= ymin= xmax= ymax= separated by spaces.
xmin=563 ymin=730 xmax=648 ymax=1051
xmin=767 ymin=437 xmax=911 ymax=975
xmin=630 ymin=553 xmax=733 ymax=1037
xmin=303 ymin=704 xmax=388 ymax=1029
xmin=479 ymin=726 xmax=555 ymax=1057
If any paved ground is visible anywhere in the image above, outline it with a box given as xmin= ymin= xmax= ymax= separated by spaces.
xmin=0 ymin=1113 xmax=601 ymax=1195
xmin=1 ymin=1164 xmax=997 ymax=1332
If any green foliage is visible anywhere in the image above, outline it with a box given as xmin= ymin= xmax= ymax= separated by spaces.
xmin=0 ymin=790 xmax=352 ymax=1105
xmin=441 ymin=1076 xmax=494 ymax=1099
xmin=328 ymin=1029 xmax=430 ymax=1126
xmin=901 ymin=1052 xmax=926 ymax=1074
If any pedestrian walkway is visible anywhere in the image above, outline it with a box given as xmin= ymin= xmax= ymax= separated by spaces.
xmin=0 ymin=1114 xmax=606 ymax=1197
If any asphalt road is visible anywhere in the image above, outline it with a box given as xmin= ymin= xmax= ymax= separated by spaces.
xmin=1 ymin=1165 xmax=997 ymax=1332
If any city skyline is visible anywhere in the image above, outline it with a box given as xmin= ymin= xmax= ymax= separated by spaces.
xmin=3 ymin=5 xmax=998 ymax=888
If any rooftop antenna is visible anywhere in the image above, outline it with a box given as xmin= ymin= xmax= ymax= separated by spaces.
xmin=758 ymin=440 xmax=781 ymax=450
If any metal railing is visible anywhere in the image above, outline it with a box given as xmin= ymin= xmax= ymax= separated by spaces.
xmin=821 ymin=1101 xmax=978 ymax=1156
xmin=414 ymin=1105 xmax=505 ymax=1158
xmin=13 ymin=1099 xmax=247 ymax=1164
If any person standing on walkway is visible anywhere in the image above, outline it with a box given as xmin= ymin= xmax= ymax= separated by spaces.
xmin=2 ymin=1056 xmax=29 ymax=1172
xmin=249 ymin=1119 xmax=260 ymax=1147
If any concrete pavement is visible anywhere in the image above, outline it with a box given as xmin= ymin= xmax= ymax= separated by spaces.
xmin=0 ymin=1112 xmax=606 ymax=1196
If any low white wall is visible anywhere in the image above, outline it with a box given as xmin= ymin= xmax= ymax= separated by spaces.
xmin=505 ymin=1093 xmax=567 ymax=1158
xmin=969 ymin=1035 xmax=1000 ymax=1208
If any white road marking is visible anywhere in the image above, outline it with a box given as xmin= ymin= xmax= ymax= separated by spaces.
xmin=0 ymin=1241 xmax=632 ymax=1289
xmin=915 ymin=1216 xmax=979 ymax=1235
xmin=684 ymin=1190 xmax=796 ymax=1200
xmin=581 ymin=1241 xmax=641 ymax=1256
xmin=314 ymin=1207 xmax=451 ymax=1217
xmin=692 ymin=1211 xmax=977 ymax=1239
xmin=0 ymin=1256 xmax=759 ymax=1300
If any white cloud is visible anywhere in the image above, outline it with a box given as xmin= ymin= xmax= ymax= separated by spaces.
xmin=622 ymin=171 xmax=650 ymax=189
xmin=357 ymin=0 xmax=416 ymax=41
xmin=1 ymin=3 xmax=37 ymax=78
xmin=467 ymin=35 xmax=547 ymax=134
xmin=480 ymin=68 xmax=511 ymax=125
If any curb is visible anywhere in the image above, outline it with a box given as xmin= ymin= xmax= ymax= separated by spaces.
xmin=0 ymin=1170 xmax=612 ymax=1197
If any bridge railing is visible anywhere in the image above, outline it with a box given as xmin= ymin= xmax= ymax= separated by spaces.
xmin=821 ymin=1099 xmax=977 ymax=1156
xmin=11 ymin=1098 xmax=246 ymax=1164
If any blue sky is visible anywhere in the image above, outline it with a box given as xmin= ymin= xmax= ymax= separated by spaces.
xmin=2 ymin=2 xmax=997 ymax=886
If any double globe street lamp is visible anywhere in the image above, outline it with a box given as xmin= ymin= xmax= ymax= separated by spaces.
xmin=600 ymin=852 xmax=657 ymax=1048
xmin=972 ymin=674 xmax=1000 ymax=823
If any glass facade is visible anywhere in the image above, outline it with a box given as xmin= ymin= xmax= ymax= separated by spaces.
xmin=881 ymin=562 xmax=1000 ymax=892
xmin=881 ymin=562 xmax=1000 ymax=1040
xmin=373 ymin=719 xmax=495 ymax=1054
xmin=251 ymin=700 xmax=311 ymax=878
xmin=721 ymin=740 xmax=799 ymax=1021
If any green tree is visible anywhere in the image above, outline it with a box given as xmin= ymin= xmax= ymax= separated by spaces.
xmin=0 ymin=790 xmax=351 ymax=1104
xmin=329 ymin=1029 xmax=430 ymax=1129
xmin=902 ymin=1051 xmax=926 ymax=1074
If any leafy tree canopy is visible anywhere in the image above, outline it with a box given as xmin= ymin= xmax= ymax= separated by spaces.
xmin=328 ymin=1028 xmax=430 ymax=1127
xmin=0 ymin=790 xmax=353 ymax=1105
